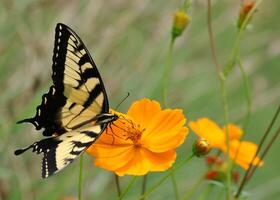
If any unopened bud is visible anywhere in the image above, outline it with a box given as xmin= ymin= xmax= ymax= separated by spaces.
xmin=193 ymin=138 xmax=211 ymax=157
xmin=205 ymin=170 xmax=226 ymax=182
xmin=172 ymin=10 xmax=191 ymax=39
xmin=237 ymin=0 xmax=256 ymax=28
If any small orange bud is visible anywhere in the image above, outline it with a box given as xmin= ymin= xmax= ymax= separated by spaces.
xmin=193 ymin=138 xmax=211 ymax=157
xmin=205 ymin=170 xmax=226 ymax=182
xmin=237 ymin=0 xmax=256 ymax=28
xmin=205 ymin=170 xmax=218 ymax=180
xmin=172 ymin=10 xmax=191 ymax=39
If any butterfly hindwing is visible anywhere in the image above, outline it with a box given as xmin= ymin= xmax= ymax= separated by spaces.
xmin=15 ymin=23 xmax=118 ymax=178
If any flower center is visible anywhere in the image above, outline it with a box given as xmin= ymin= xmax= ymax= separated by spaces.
xmin=125 ymin=122 xmax=144 ymax=145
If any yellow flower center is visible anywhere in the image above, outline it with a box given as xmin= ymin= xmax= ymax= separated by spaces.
xmin=115 ymin=118 xmax=145 ymax=145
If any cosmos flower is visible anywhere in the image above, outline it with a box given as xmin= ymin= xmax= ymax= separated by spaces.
xmin=87 ymin=98 xmax=188 ymax=176
xmin=189 ymin=118 xmax=263 ymax=169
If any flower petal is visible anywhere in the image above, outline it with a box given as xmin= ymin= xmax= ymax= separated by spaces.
xmin=189 ymin=118 xmax=225 ymax=148
xmin=87 ymin=144 xmax=134 ymax=171
xmin=227 ymin=140 xmax=263 ymax=170
xmin=114 ymin=147 xmax=176 ymax=176
xmin=127 ymin=98 xmax=161 ymax=130
xmin=223 ymin=124 xmax=243 ymax=141
xmin=140 ymin=109 xmax=187 ymax=152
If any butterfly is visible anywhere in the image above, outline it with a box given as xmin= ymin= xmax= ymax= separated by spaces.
xmin=15 ymin=23 xmax=118 ymax=178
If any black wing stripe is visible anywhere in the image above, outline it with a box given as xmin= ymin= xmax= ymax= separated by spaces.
xmin=17 ymin=86 xmax=67 ymax=136
xmin=41 ymin=127 xmax=102 ymax=178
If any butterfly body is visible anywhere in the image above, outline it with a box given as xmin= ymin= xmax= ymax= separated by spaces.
xmin=15 ymin=23 xmax=118 ymax=178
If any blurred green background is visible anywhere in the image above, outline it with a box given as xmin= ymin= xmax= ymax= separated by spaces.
xmin=0 ymin=0 xmax=279 ymax=199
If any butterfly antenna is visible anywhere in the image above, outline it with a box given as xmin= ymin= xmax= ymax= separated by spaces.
xmin=115 ymin=92 xmax=130 ymax=111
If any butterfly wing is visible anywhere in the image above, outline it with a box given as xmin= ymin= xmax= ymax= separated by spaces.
xmin=16 ymin=23 xmax=116 ymax=178
xmin=18 ymin=23 xmax=109 ymax=136
xmin=15 ymin=125 xmax=103 ymax=178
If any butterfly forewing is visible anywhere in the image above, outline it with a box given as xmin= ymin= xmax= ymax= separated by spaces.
xmin=15 ymin=23 xmax=117 ymax=178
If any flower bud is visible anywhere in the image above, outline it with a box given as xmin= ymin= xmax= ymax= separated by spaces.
xmin=205 ymin=170 xmax=226 ymax=182
xmin=193 ymin=138 xmax=211 ymax=157
xmin=237 ymin=0 xmax=256 ymax=28
xmin=172 ymin=10 xmax=191 ymax=39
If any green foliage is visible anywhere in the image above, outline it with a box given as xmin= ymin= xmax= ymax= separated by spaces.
xmin=0 ymin=0 xmax=279 ymax=199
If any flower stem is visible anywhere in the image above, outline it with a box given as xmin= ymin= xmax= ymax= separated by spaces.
xmin=162 ymin=37 xmax=175 ymax=107
xmin=140 ymin=175 xmax=148 ymax=200
xmin=171 ymin=167 xmax=180 ymax=200
xmin=78 ymin=154 xmax=84 ymax=200
xmin=182 ymin=175 xmax=204 ymax=200
xmin=198 ymin=184 xmax=213 ymax=200
xmin=219 ymin=73 xmax=232 ymax=200
xmin=206 ymin=0 xmax=232 ymax=197
xmin=161 ymin=33 xmax=179 ymax=200
xmin=207 ymin=0 xmax=220 ymax=73
xmin=236 ymin=56 xmax=252 ymax=131
xmin=115 ymin=174 xmax=121 ymax=197
xmin=118 ymin=176 xmax=138 ymax=200
xmin=247 ymin=126 xmax=280 ymax=181
xmin=235 ymin=105 xmax=280 ymax=198
xmin=138 ymin=154 xmax=194 ymax=200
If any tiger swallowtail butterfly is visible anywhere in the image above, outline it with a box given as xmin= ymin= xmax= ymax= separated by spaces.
xmin=15 ymin=23 xmax=118 ymax=178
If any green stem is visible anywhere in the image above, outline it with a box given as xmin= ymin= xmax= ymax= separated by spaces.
xmin=217 ymin=188 xmax=225 ymax=200
xmin=162 ymin=35 xmax=179 ymax=199
xmin=181 ymin=175 xmax=204 ymax=200
xmin=118 ymin=176 xmax=138 ymax=200
xmin=140 ymin=175 xmax=148 ymax=200
xmin=171 ymin=167 xmax=180 ymax=200
xmin=182 ymin=0 xmax=190 ymax=11
xmin=115 ymin=174 xmax=121 ymax=197
xmin=230 ymin=55 xmax=253 ymax=180
xmin=236 ymin=56 xmax=252 ymax=131
xmin=206 ymin=0 xmax=231 ymax=197
xmin=162 ymin=37 xmax=175 ymax=107
xmin=219 ymin=73 xmax=232 ymax=200
xmin=138 ymin=154 xmax=194 ymax=200
xmin=198 ymin=184 xmax=213 ymax=200
xmin=78 ymin=154 xmax=84 ymax=200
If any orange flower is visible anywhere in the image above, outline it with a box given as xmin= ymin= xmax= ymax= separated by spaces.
xmin=189 ymin=118 xmax=263 ymax=170
xmin=86 ymin=98 xmax=188 ymax=176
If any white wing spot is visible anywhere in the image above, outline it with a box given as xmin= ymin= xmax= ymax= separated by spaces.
xmin=51 ymin=87 xmax=56 ymax=95
xmin=37 ymin=108 xmax=41 ymax=116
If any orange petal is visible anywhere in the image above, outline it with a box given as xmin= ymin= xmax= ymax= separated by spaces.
xmin=87 ymin=143 xmax=134 ymax=171
xmin=141 ymin=109 xmax=187 ymax=152
xmin=141 ymin=109 xmax=188 ymax=152
xmin=189 ymin=118 xmax=225 ymax=148
xmin=227 ymin=140 xmax=263 ymax=170
xmin=223 ymin=124 xmax=243 ymax=141
xmin=114 ymin=147 xmax=176 ymax=176
xmin=127 ymin=98 xmax=161 ymax=130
